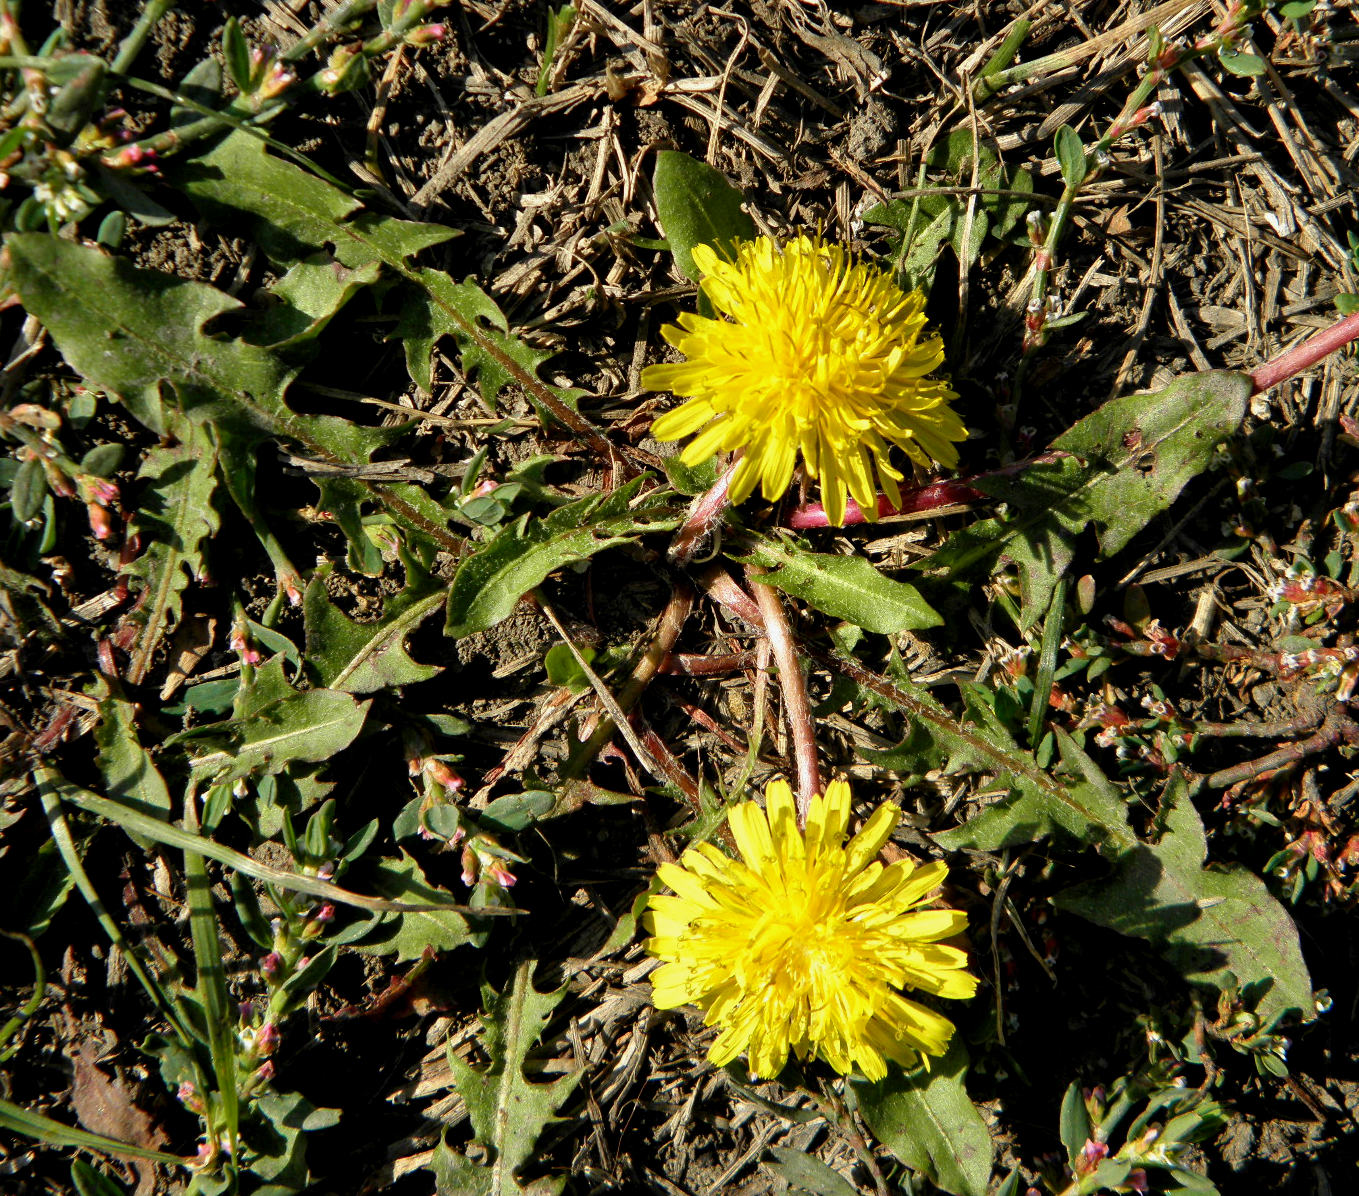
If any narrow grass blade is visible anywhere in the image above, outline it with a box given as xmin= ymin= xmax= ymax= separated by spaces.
xmin=0 ymin=1097 xmax=190 ymax=1165
xmin=65 ymin=788 xmax=511 ymax=916
xmin=183 ymin=802 xmax=239 ymax=1152
xmin=36 ymin=768 xmax=194 ymax=1047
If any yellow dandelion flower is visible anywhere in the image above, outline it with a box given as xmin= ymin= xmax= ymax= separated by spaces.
xmin=642 ymin=235 xmax=966 ymax=527
xmin=644 ymin=778 xmax=978 ymax=1082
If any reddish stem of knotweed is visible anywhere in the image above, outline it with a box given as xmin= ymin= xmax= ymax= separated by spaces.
xmin=1250 ymin=309 xmax=1359 ymax=395
xmin=668 ymin=456 xmax=739 ymax=565
xmin=748 ymin=566 xmax=821 ymax=823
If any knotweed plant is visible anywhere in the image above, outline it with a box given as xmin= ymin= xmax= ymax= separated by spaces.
xmin=645 ymin=779 xmax=977 ymax=1081
xmin=644 ymin=235 xmax=965 ymax=526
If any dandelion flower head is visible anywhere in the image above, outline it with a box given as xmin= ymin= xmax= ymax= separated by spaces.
xmin=644 ymin=779 xmax=977 ymax=1081
xmin=642 ymin=235 xmax=966 ymax=526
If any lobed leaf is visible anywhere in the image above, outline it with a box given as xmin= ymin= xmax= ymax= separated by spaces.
xmin=118 ymin=424 xmax=220 ymax=685
xmin=303 ymin=559 xmax=444 ymax=693
xmin=3 ymin=233 xmax=389 ymax=465
xmin=172 ymin=657 xmax=371 ymax=784
xmin=174 ymin=132 xmax=579 ymax=420
xmin=741 ymin=532 xmax=943 ymax=633
xmin=445 ymin=477 xmax=680 ymax=638
xmin=175 ymin=131 xmax=456 ymax=275
xmin=851 ymin=1041 xmax=993 ymax=1196
xmin=351 ymin=852 xmax=477 ymax=962
xmin=433 ymin=959 xmax=582 ymax=1195
xmin=920 ymin=370 xmax=1252 ymax=628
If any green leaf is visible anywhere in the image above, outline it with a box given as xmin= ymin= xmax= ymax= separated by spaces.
xmin=303 ymin=559 xmax=444 ymax=693
xmin=249 ymin=1091 xmax=340 ymax=1187
xmin=742 ymin=533 xmax=942 ymax=632
xmin=10 ymin=456 xmax=47 ymax=522
xmin=177 ymin=657 xmax=370 ymax=784
xmin=822 ymin=656 xmax=1312 ymax=1034
xmin=184 ymin=826 xmax=238 ymax=1147
xmin=253 ymin=254 xmax=384 ymax=349
xmin=865 ymin=132 xmax=1033 ymax=290
xmin=764 ymin=1148 xmax=859 ymax=1196
xmin=445 ymin=478 xmax=680 ymax=637
xmin=895 ymin=682 xmax=1128 ymax=850
xmin=172 ymin=132 xmax=577 ymax=419
xmin=93 ymin=682 xmax=172 ymax=832
xmin=391 ymin=269 xmax=583 ymax=421
xmin=1058 ymin=1081 xmax=1090 ymax=1164
xmin=120 ymin=425 xmax=219 ymax=685
xmin=652 ymin=150 xmax=756 ymax=283
xmin=175 ymin=130 xmax=456 ymax=274
xmin=3 ymin=233 xmax=387 ymax=465
xmin=1218 ymin=50 xmax=1266 ymax=76
xmin=355 ymin=852 xmax=477 ymax=961
xmin=921 ymin=371 xmax=1251 ymax=628
xmin=1052 ymin=770 xmax=1312 ymax=1031
xmin=70 ymin=1159 xmax=132 ymax=1196
xmin=221 ymin=18 xmax=252 ymax=93
xmin=535 ymin=3 xmax=578 ymax=97
xmin=543 ymin=642 xmax=595 ymax=692
xmin=851 ymin=1041 xmax=993 ymax=1196
xmin=435 ymin=959 xmax=583 ymax=1195
xmin=1054 ymin=124 xmax=1087 ymax=188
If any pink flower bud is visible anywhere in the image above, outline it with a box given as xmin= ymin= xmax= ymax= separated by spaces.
xmin=257 ymin=1023 xmax=279 ymax=1055
xmin=424 ymin=758 xmax=465 ymax=791
xmin=406 ymin=23 xmax=446 ymax=45
xmin=86 ymin=501 xmax=115 ymax=541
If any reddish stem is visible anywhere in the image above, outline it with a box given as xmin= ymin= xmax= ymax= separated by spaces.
xmin=748 ymin=567 xmax=821 ymax=823
xmin=669 ymin=457 xmax=738 ymax=564
xmin=787 ymin=479 xmax=986 ymax=530
xmin=1250 ymin=309 xmax=1359 ymax=395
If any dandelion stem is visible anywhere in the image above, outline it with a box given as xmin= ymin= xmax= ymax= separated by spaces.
xmin=668 ymin=456 xmax=738 ymax=564
xmin=748 ymin=567 xmax=820 ymax=821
